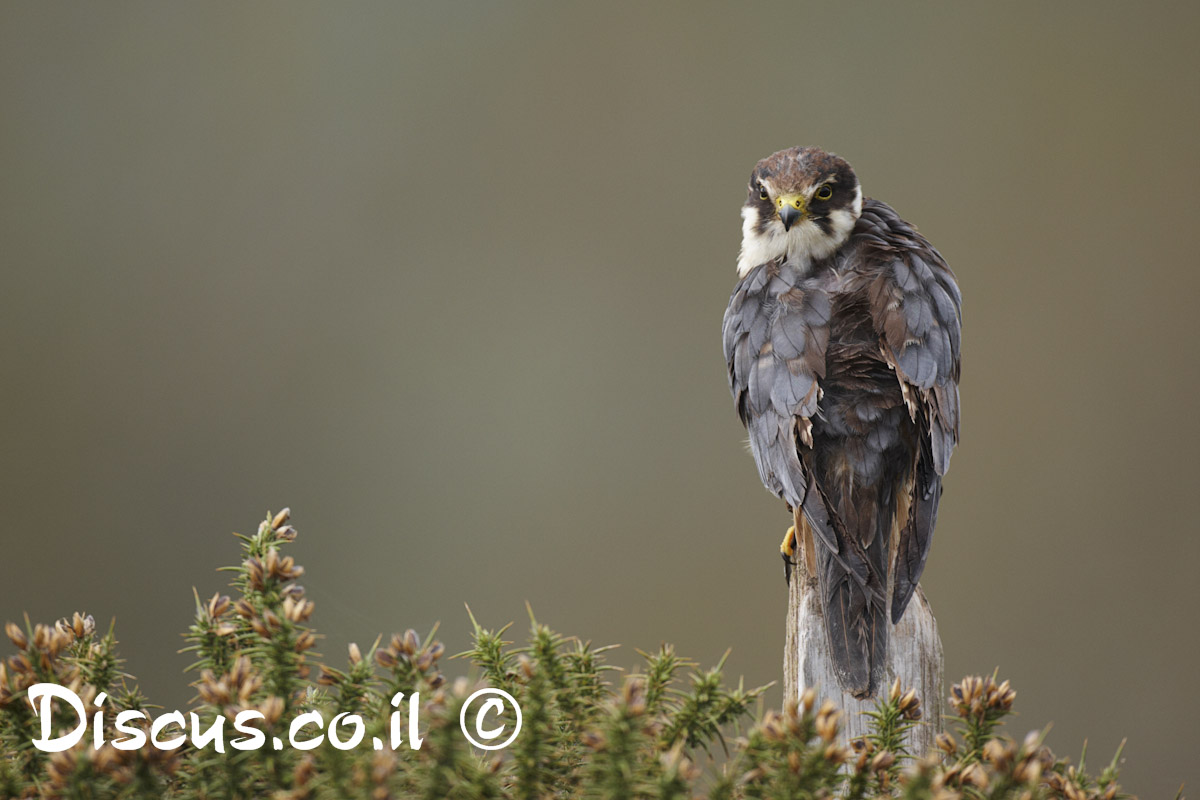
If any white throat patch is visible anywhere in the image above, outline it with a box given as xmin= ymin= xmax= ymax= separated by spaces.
xmin=736 ymin=185 xmax=862 ymax=277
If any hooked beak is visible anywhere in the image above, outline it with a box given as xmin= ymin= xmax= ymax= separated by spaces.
xmin=776 ymin=193 xmax=806 ymax=231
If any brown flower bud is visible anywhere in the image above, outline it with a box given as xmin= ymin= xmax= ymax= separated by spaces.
xmin=759 ymin=710 xmax=784 ymax=742
xmin=317 ymin=664 xmax=339 ymax=686
xmin=282 ymin=597 xmax=314 ymax=623
xmin=198 ymin=669 xmax=229 ymax=705
xmin=517 ymin=654 xmax=535 ymax=680
xmin=33 ymin=624 xmax=53 ymax=650
xmin=228 ymin=656 xmax=252 ymax=685
xmin=243 ymin=557 xmax=264 ymax=590
xmin=990 ymin=679 xmax=1016 ymax=710
xmin=76 ymin=613 xmax=95 ymax=638
xmin=7 ymin=622 xmax=30 ymax=650
xmin=206 ymin=594 xmax=231 ymax=619
xmin=983 ymin=737 xmax=1015 ymax=769
xmin=1064 ymin=781 xmax=1089 ymax=800
xmin=260 ymin=695 xmax=285 ymax=725
xmin=621 ymin=677 xmax=646 ymax=710
xmin=935 ymin=732 xmax=958 ymax=755
xmin=960 ymin=763 xmax=989 ymax=789
xmin=1014 ymin=756 xmax=1042 ymax=784
xmin=815 ymin=699 xmax=840 ymax=743
xmin=268 ymin=553 xmax=302 ymax=580
xmin=898 ymin=688 xmax=921 ymax=720
xmin=49 ymin=628 xmax=74 ymax=657
xmin=742 ymin=767 xmax=766 ymax=783
xmin=271 ymin=508 xmax=291 ymax=530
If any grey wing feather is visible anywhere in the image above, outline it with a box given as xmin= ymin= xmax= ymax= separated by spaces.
xmin=722 ymin=261 xmax=829 ymax=511
xmin=860 ymin=201 xmax=962 ymax=621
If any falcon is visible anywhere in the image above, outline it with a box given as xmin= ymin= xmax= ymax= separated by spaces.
xmin=722 ymin=146 xmax=961 ymax=697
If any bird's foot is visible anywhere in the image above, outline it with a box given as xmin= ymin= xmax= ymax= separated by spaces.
xmin=780 ymin=525 xmax=796 ymax=584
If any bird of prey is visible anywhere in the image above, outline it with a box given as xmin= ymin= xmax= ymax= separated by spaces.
xmin=722 ymin=146 xmax=961 ymax=697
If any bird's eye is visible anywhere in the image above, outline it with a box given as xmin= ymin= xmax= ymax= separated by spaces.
xmin=757 ymin=182 xmax=769 ymax=201
xmin=815 ymin=184 xmax=833 ymax=201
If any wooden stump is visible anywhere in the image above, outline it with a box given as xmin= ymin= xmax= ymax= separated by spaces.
xmin=784 ymin=538 xmax=944 ymax=753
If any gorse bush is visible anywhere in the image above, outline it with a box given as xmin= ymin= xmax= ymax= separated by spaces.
xmin=0 ymin=509 xmax=1139 ymax=799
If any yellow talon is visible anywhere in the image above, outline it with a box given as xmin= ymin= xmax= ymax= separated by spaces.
xmin=780 ymin=525 xmax=797 ymax=558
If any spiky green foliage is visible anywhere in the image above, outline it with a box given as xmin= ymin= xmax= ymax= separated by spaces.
xmin=0 ymin=509 xmax=1150 ymax=799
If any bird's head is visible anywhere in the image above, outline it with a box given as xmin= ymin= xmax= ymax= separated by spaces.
xmin=737 ymin=146 xmax=863 ymax=277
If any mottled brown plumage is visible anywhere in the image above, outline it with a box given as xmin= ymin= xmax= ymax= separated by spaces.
xmin=723 ymin=146 xmax=961 ymax=697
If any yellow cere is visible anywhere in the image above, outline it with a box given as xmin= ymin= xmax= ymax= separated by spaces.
xmin=776 ymin=193 xmax=806 ymax=211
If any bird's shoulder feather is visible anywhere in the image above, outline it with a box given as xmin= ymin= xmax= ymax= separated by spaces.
xmin=722 ymin=259 xmax=831 ymax=507
xmin=843 ymin=198 xmax=962 ymax=474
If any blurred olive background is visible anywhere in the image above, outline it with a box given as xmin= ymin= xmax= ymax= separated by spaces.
xmin=2 ymin=2 xmax=1198 ymax=794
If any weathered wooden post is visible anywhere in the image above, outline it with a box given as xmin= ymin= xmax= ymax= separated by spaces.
xmin=784 ymin=539 xmax=944 ymax=752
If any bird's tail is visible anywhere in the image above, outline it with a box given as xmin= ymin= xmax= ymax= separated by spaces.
xmin=799 ymin=477 xmax=892 ymax=698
